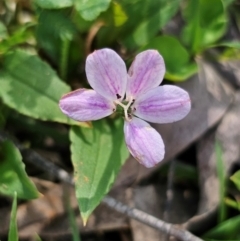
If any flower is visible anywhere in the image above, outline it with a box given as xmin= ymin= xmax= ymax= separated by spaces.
xmin=59 ymin=48 xmax=191 ymax=168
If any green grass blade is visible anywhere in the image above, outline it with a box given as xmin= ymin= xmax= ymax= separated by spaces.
xmin=8 ymin=192 xmax=18 ymax=241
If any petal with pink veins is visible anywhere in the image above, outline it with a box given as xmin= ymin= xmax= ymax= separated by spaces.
xmin=126 ymin=50 xmax=165 ymax=100
xmin=132 ymin=85 xmax=191 ymax=124
xmin=86 ymin=48 xmax=127 ymax=101
xmin=59 ymin=89 xmax=115 ymax=122
xmin=124 ymin=117 xmax=165 ymax=168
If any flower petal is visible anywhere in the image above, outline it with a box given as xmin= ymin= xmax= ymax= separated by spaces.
xmin=126 ymin=50 xmax=165 ymax=100
xmin=59 ymin=89 xmax=115 ymax=121
xmin=86 ymin=48 xmax=127 ymax=101
xmin=132 ymin=85 xmax=191 ymax=124
xmin=124 ymin=117 xmax=165 ymax=168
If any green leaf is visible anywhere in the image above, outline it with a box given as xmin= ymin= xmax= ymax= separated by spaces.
xmin=181 ymin=0 xmax=227 ymax=53
xmin=142 ymin=35 xmax=198 ymax=81
xmin=70 ymin=118 xmax=129 ymax=223
xmin=0 ymin=23 xmax=34 ymax=55
xmin=0 ymin=49 xmax=79 ymax=125
xmin=210 ymin=41 xmax=240 ymax=49
xmin=112 ymin=2 xmax=128 ymax=27
xmin=203 ymin=215 xmax=240 ymax=240
xmin=230 ymin=170 xmax=240 ymax=191
xmin=8 ymin=192 xmax=18 ymax=241
xmin=0 ymin=141 xmax=40 ymax=199
xmin=225 ymin=197 xmax=240 ymax=211
xmin=36 ymin=10 xmax=77 ymax=62
xmin=215 ymin=140 xmax=227 ymax=223
xmin=75 ymin=0 xmax=112 ymax=21
xmin=124 ymin=0 xmax=180 ymax=48
xmin=34 ymin=0 xmax=73 ymax=9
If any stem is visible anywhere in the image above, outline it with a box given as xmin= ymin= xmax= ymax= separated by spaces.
xmin=60 ymin=38 xmax=70 ymax=81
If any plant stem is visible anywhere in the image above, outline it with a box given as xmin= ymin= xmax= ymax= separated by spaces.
xmin=60 ymin=38 xmax=70 ymax=81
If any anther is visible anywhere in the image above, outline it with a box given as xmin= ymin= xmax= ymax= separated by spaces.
xmin=116 ymin=94 xmax=121 ymax=99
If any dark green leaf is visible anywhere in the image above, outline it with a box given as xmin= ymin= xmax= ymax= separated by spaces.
xmin=159 ymin=160 xmax=198 ymax=184
xmin=8 ymin=192 xmax=18 ymax=241
xmin=36 ymin=10 xmax=77 ymax=62
xmin=70 ymin=118 xmax=129 ymax=223
xmin=0 ymin=141 xmax=40 ymax=199
xmin=142 ymin=35 xmax=198 ymax=81
xmin=34 ymin=0 xmax=73 ymax=9
xmin=203 ymin=215 xmax=240 ymax=240
xmin=123 ymin=0 xmax=180 ymax=47
xmin=75 ymin=0 xmax=112 ymax=21
xmin=0 ymin=49 xmax=80 ymax=125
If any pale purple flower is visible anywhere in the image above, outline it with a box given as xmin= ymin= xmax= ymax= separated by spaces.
xmin=59 ymin=49 xmax=191 ymax=168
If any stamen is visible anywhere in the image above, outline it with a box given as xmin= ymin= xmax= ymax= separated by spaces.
xmin=116 ymin=94 xmax=121 ymax=99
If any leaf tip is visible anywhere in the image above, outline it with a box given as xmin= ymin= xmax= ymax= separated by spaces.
xmin=82 ymin=216 xmax=89 ymax=227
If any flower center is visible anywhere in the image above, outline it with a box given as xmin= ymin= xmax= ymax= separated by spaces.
xmin=114 ymin=97 xmax=134 ymax=121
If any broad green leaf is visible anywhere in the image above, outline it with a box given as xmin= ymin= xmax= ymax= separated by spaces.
xmin=36 ymin=10 xmax=77 ymax=62
xmin=215 ymin=141 xmax=227 ymax=223
xmin=203 ymin=215 xmax=240 ymax=240
xmin=34 ymin=0 xmax=73 ymax=8
xmin=70 ymin=118 xmax=129 ymax=223
xmin=142 ymin=36 xmax=198 ymax=81
xmin=230 ymin=170 xmax=240 ymax=191
xmin=8 ymin=192 xmax=18 ymax=241
xmin=181 ymin=0 xmax=227 ymax=53
xmin=0 ymin=141 xmax=39 ymax=199
xmin=199 ymin=0 xmax=225 ymax=28
xmin=0 ymin=49 xmax=81 ymax=125
xmin=75 ymin=0 xmax=112 ymax=21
